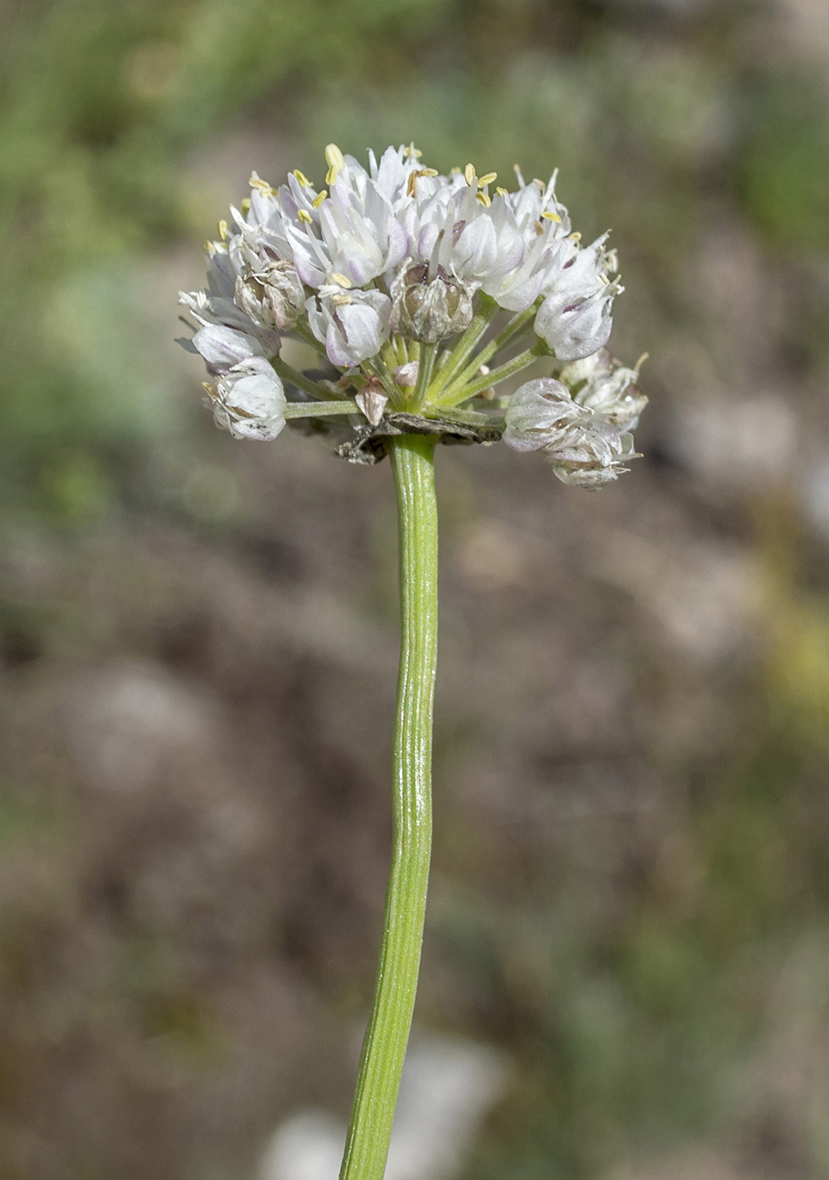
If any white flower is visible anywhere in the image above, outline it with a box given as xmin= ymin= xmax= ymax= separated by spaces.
xmin=502 ymin=378 xmax=589 ymax=453
xmin=547 ymin=424 xmax=638 ymax=489
xmin=191 ymin=323 xmax=272 ymax=373
xmin=504 ymin=377 xmax=640 ymax=489
xmin=563 ymin=348 xmax=648 ymax=432
xmin=179 ymin=242 xmax=281 ymax=365
xmin=534 ymin=236 xmax=622 ymax=361
xmin=204 ymin=357 xmax=286 ymax=441
xmin=306 ymin=285 xmax=392 ymax=368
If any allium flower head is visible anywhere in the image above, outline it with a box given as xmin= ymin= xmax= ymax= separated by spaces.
xmin=179 ymin=142 xmax=646 ymax=486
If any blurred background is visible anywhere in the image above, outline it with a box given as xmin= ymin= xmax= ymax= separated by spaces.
xmin=1 ymin=0 xmax=829 ymax=1177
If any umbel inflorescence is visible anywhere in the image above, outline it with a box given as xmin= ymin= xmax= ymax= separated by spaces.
xmin=179 ymin=143 xmax=647 ymax=487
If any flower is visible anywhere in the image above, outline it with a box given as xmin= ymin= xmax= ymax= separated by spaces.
xmin=504 ymin=375 xmax=640 ymax=488
xmin=203 ymin=357 xmax=286 ymax=441
xmin=390 ymin=261 xmax=474 ymax=343
xmin=305 ymin=284 xmax=392 ymax=368
xmin=534 ymin=236 xmax=622 ymax=361
xmin=502 ymin=378 xmax=589 ymax=453
xmin=178 ymin=142 xmax=645 ymax=485
xmin=562 ymin=348 xmax=648 ymax=431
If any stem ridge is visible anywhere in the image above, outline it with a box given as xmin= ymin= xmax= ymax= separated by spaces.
xmin=338 ymin=433 xmax=439 ymax=1180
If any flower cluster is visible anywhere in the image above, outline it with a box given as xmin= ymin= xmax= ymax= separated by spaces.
xmin=503 ymin=349 xmax=647 ymax=488
xmin=179 ymin=143 xmax=645 ymax=487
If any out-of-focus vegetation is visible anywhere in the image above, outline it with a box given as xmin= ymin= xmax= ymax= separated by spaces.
xmin=2 ymin=1 xmax=829 ymax=1178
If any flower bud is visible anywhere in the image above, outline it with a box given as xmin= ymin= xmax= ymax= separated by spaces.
xmin=234 ymin=260 xmax=306 ymax=331
xmin=390 ymin=263 xmax=474 ymax=344
xmin=205 ymin=357 xmax=286 ymax=441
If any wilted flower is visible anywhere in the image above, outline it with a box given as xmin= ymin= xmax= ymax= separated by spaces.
xmin=203 ymin=356 xmax=286 ymax=441
xmin=568 ymin=349 xmax=648 ymax=431
xmin=504 ymin=375 xmax=640 ymax=488
xmin=234 ymin=259 xmax=306 ymax=331
xmin=390 ymin=261 xmax=474 ymax=343
xmin=502 ymin=378 xmax=589 ymax=453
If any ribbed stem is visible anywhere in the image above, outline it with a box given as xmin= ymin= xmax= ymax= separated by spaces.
xmin=338 ymin=433 xmax=439 ymax=1180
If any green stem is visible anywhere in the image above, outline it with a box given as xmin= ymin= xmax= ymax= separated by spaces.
xmin=425 ymin=296 xmax=498 ymax=399
xmin=439 ymin=341 xmax=546 ymax=406
xmin=338 ymin=433 xmax=439 ymax=1180
xmin=409 ymin=342 xmax=438 ymax=412
xmin=436 ymin=305 xmax=537 ymax=403
xmin=272 ymin=356 xmax=335 ymax=400
xmin=283 ymin=399 xmax=359 ymax=419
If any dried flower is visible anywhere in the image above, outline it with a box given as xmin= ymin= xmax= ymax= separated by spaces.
xmin=203 ymin=356 xmax=286 ymax=441
xmin=390 ymin=261 xmax=474 ymax=343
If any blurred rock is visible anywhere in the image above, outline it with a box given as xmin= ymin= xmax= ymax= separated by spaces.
xmin=666 ymin=394 xmax=797 ymax=492
xmin=65 ymin=660 xmax=218 ymax=794
xmin=258 ymin=1034 xmax=508 ymax=1180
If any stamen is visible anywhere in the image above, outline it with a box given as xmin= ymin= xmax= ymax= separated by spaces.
xmin=297 ymin=209 xmax=313 ymax=225
xmin=312 ymin=190 xmax=328 ymax=208
xmin=568 ymin=231 xmax=581 ymax=242
xmin=249 ymin=172 xmax=275 ymax=194
xmin=532 ymin=178 xmax=545 ymax=191
xmin=403 ymin=144 xmax=423 ymax=159
xmin=635 ymin=352 xmax=650 ymax=371
xmin=241 ymin=198 xmax=251 ymax=214
xmin=450 ymin=167 xmax=461 ymax=176
xmin=541 ymin=211 xmax=561 ymax=222
xmin=464 ymin=163 xmax=476 ymax=186
xmin=324 ymin=143 xmax=345 ymax=185
xmin=477 ymin=172 xmax=497 ymax=188
xmin=292 ymin=169 xmax=312 ymax=187
xmin=495 ymin=186 xmax=509 ymax=197
xmin=330 ymin=272 xmax=353 ymax=288
xmin=475 ymin=191 xmax=492 ymax=207
xmin=217 ymin=219 xmax=229 ymax=240
xmin=406 ymin=168 xmax=439 ymax=196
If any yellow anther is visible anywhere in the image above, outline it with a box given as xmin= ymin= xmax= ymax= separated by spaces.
xmin=464 ymin=163 xmax=476 ymax=186
xmin=201 ymin=381 xmax=215 ymax=396
xmin=297 ymin=208 xmax=313 ymax=225
xmin=324 ymin=143 xmax=345 ymax=184
xmin=478 ymin=172 xmax=497 ymax=187
xmin=450 ymin=166 xmax=461 ymax=175
xmin=241 ymin=198 xmax=251 ymax=214
xmin=533 ymin=178 xmax=545 ymax=191
xmin=476 ymin=191 xmax=492 ymax=207
xmin=217 ymin=218 xmax=229 ymax=240
xmin=312 ymin=190 xmax=328 ymax=208
xmin=203 ymin=241 xmax=215 ymax=254
xmin=249 ymin=172 xmax=275 ymax=194
xmin=541 ymin=211 xmax=562 ymax=222
xmin=406 ymin=168 xmax=439 ymax=196
xmin=568 ymin=231 xmax=582 ymax=242
xmin=403 ymin=144 xmax=423 ymax=159
xmin=330 ymin=272 xmax=352 ymax=288
xmin=495 ymin=186 xmax=509 ymax=197
xmin=292 ymin=169 xmax=312 ymax=187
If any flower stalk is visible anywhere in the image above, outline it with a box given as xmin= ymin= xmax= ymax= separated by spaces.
xmin=179 ymin=141 xmax=649 ymax=1180
xmin=338 ymin=433 xmax=439 ymax=1180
